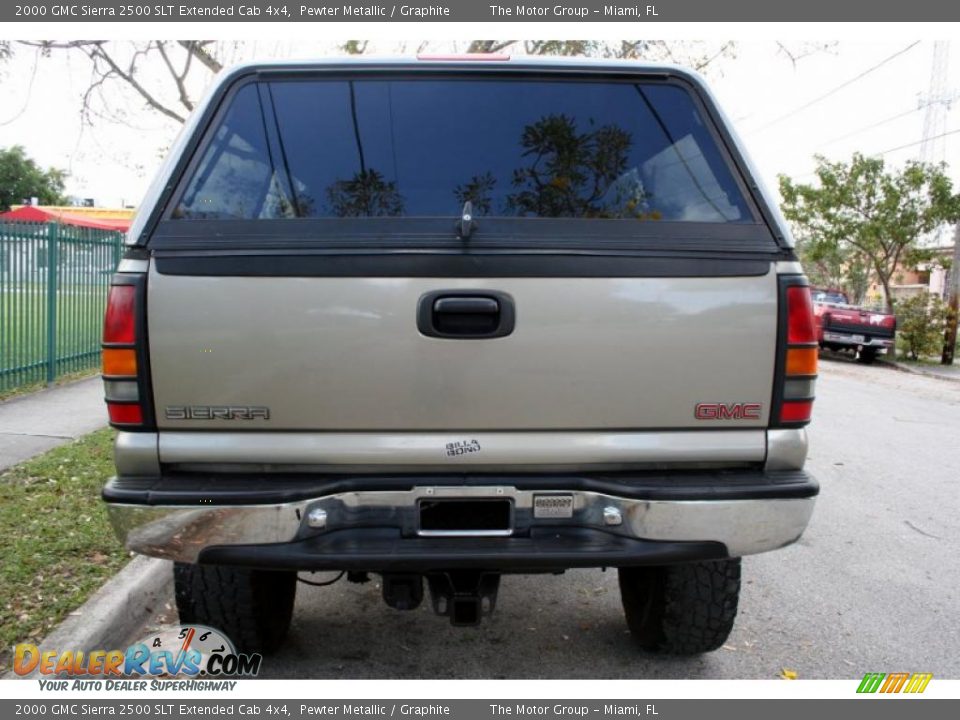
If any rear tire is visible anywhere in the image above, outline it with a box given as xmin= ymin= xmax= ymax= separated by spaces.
xmin=857 ymin=347 xmax=878 ymax=364
xmin=173 ymin=563 xmax=297 ymax=654
xmin=618 ymin=559 xmax=741 ymax=655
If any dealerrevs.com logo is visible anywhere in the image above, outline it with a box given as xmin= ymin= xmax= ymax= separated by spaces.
xmin=14 ymin=625 xmax=262 ymax=688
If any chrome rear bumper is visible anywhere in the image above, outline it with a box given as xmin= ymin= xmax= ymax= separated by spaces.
xmin=822 ymin=331 xmax=894 ymax=348
xmin=106 ymin=481 xmax=816 ymax=565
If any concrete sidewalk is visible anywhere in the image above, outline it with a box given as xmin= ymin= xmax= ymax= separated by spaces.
xmin=885 ymin=359 xmax=960 ymax=383
xmin=0 ymin=376 xmax=106 ymax=472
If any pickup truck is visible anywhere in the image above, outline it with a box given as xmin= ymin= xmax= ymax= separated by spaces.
xmin=811 ymin=288 xmax=897 ymax=364
xmin=101 ymin=57 xmax=818 ymax=657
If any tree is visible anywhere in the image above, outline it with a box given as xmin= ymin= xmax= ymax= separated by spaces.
xmin=505 ymin=114 xmax=654 ymax=219
xmin=14 ymin=39 xmax=747 ymax=131
xmin=897 ymin=293 xmax=948 ymax=361
xmin=0 ymin=145 xmax=68 ymax=211
xmin=16 ymin=40 xmax=223 ymax=125
xmin=465 ymin=40 xmax=739 ymax=71
xmin=794 ymin=231 xmax=872 ymax=303
xmin=326 ymin=169 xmax=403 ymax=217
xmin=12 ymin=38 xmax=833 ymax=135
xmin=779 ymin=154 xmax=960 ymax=312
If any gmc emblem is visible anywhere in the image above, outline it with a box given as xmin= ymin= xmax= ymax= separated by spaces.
xmin=695 ymin=402 xmax=762 ymax=420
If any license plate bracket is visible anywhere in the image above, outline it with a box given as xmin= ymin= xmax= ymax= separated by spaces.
xmin=418 ymin=499 xmax=513 ymax=536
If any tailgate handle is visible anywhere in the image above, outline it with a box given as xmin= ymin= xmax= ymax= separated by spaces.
xmin=434 ymin=297 xmax=499 ymax=315
xmin=417 ymin=291 xmax=516 ymax=339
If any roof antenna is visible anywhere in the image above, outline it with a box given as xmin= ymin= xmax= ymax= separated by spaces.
xmin=458 ymin=200 xmax=475 ymax=240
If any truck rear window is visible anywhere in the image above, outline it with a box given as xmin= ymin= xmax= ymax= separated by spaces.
xmin=173 ymin=78 xmax=753 ymax=224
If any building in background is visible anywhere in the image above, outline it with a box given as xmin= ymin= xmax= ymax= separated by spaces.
xmin=866 ymin=244 xmax=955 ymax=305
xmin=0 ymin=204 xmax=134 ymax=232
xmin=0 ymin=205 xmax=132 ymax=283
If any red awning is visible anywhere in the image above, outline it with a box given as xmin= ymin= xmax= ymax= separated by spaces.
xmin=0 ymin=205 xmax=130 ymax=231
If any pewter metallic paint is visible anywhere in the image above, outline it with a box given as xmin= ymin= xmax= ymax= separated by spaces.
xmin=147 ymin=266 xmax=779 ymax=434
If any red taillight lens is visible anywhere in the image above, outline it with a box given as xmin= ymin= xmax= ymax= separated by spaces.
xmin=107 ymin=403 xmax=143 ymax=425
xmin=103 ymin=285 xmax=137 ymax=344
xmin=780 ymin=400 xmax=813 ymax=424
xmin=786 ymin=286 xmax=817 ymax=345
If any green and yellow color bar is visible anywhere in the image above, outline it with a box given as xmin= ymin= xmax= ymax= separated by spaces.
xmin=857 ymin=672 xmax=933 ymax=694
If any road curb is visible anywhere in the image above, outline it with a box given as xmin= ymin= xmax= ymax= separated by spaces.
xmin=13 ymin=556 xmax=173 ymax=676
xmin=879 ymin=359 xmax=960 ymax=384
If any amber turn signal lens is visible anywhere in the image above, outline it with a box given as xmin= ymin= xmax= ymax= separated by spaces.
xmin=102 ymin=348 xmax=137 ymax=376
xmin=785 ymin=347 xmax=818 ymax=376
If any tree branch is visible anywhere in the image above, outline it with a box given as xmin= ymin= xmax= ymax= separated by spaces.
xmin=178 ymin=41 xmax=223 ymax=73
xmin=86 ymin=42 xmax=186 ymax=123
xmin=156 ymin=41 xmax=194 ymax=112
xmin=466 ymin=40 xmax=517 ymax=54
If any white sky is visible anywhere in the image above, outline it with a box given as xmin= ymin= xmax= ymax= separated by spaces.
xmin=1 ymin=35 xmax=958 ymax=211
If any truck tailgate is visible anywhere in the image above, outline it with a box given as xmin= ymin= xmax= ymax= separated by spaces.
xmin=146 ymin=265 xmax=777 ymax=432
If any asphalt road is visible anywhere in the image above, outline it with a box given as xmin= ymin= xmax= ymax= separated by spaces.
xmin=154 ymin=358 xmax=960 ymax=679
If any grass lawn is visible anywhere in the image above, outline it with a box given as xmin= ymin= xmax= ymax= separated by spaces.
xmin=0 ymin=283 xmax=107 ymax=394
xmin=0 ymin=428 xmax=127 ymax=672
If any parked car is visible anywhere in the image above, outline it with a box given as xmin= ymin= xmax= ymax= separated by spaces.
xmin=810 ymin=287 xmax=896 ymax=363
xmin=100 ymin=57 xmax=819 ymax=656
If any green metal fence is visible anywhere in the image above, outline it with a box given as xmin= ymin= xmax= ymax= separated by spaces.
xmin=0 ymin=221 xmax=123 ymax=393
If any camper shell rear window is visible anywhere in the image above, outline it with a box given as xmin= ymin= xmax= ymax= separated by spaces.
xmin=170 ymin=76 xmax=757 ymax=226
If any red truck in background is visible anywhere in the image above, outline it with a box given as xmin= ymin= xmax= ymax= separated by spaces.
xmin=810 ymin=288 xmax=897 ymax=364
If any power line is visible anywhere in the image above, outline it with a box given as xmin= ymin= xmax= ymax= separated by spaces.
xmin=875 ymin=127 xmax=960 ymax=156
xmin=750 ymin=41 xmax=922 ymax=134
xmin=780 ymin=127 xmax=960 ymax=182
xmin=817 ymin=104 xmax=928 ymax=149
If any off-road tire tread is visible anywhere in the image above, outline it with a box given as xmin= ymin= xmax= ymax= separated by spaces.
xmin=173 ymin=563 xmax=296 ymax=654
xmin=619 ymin=559 xmax=741 ymax=655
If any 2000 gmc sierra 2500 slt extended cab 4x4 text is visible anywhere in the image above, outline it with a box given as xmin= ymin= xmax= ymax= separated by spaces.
xmin=101 ymin=57 xmax=818 ymax=656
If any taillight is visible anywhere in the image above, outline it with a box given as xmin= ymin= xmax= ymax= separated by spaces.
xmin=103 ymin=286 xmax=136 ymax=344
xmin=102 ymin=277 xmax=151 ymax=429
xmin=786 ymin=286 xmax=817 ymax=344
xmin=774 ymin=280 xmax=817 ymax=427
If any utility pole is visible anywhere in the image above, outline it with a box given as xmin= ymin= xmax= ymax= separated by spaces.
xmin=942 ymin=223 xmax=960 ymax=365
xmin=918 ymin=42 xmax=951 ymax=168
xmin=916 ymin=40 xmax=958 ymax=365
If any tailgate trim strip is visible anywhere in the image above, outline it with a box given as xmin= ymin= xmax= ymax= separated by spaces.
xmin=156 ymin=430 xmax=766 ymax=467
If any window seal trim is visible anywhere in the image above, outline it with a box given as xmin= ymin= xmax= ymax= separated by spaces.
xmin=145 ymin=65 xmax=780 ymax=249
xmin=148 ymin=216 xmax=779 ymax=255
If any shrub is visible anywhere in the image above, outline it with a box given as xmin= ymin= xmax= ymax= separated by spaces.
xmin=896 ymin=293 xmax=948 ymax=361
